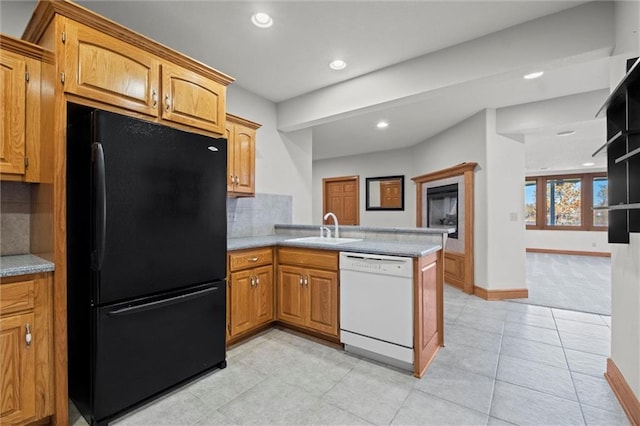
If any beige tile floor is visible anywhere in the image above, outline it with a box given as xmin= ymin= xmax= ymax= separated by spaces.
xmin=70 ymin=285 xmax=628 ymax=426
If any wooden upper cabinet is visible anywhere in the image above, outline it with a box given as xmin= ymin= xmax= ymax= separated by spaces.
xmin=0 ymin=49 xmax=27 ymax=175
xmin=58 ymin=15 xmax=233 ymax=135
xmin=226 ymin=114 xmax=260 ymax=197
xmin=63 ymin=20 xmax=160 ymax=117
xmin=1 ymin=34 xmax=53 ymax=182
xmin=161 ymin=62 xmax=226 ymax=134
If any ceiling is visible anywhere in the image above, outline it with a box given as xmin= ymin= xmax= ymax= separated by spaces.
xmin=1 ymin=0 xmax=625 ymax=173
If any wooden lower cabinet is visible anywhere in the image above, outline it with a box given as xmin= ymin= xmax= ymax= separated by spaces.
xmin=276 ymin=248 xmax=339 ymax=338
xmin=0 ymin=272 xmax=53 ymax=425
xmin=227 ymin=248 xmax=274 ymax=341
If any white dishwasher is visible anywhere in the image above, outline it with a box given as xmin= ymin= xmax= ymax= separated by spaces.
xmin=339 ymin=252 xmax=414 ymax=370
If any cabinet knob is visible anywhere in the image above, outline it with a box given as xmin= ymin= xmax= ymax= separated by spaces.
xmin=303 ymin=277 xmax=308 ymax=287
xmin=250 ymin=276 xmax=255 ymax=287
xmin=299 ymin=276 xmax=303 ymax=285
xmin=165 ymin=95 xmax=170 ymax=111
xmin=255 ymin=277 xmax=260 ymax=286
xmin=25 ymin=323 xmax=32 ymax=347
xmin=152 ymin=89 xmax=158 ymax=108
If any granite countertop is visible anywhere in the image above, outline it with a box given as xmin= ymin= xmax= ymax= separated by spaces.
xmin=0 ymin=254 xmax=55 ymax=278
xmin=228 ymin=235 xmax=442 ymax=257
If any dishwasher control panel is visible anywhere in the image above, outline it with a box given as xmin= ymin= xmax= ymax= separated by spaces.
xmin=339 ymin=252 xmax=413 ymax=278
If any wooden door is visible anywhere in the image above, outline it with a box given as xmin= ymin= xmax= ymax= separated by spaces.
xmin=323 ymin=176 xmax=359 ymax=225
xmin=161 ymin=62 xmax=225 ymax=134
xmin=232 ymin=124 xmax=255 ymax=195
xmin=64 ymin=20 xmax=160 ymax=116
xmin=253 ymin=265 xmax=274 ymax=326
xmin=276 ymin=265 xmax=305 ymax=327
xmin=0 ymin=50 xmax=26 ymax=175
xmin=380 ymin=180 xmax=401 ymax=208
xmin=0 ymin=311 xmax=36 ymax=424
xmin=305 ymin=269 xmax=338 ymax=337
xmin=229 ymin=270 xmax=254 ymax=336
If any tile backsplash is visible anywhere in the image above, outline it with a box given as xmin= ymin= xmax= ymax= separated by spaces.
xmin=1 ymin=182 xmax=31 ymax=256
xmin=227 ymin=193 xmax=292 ymax=238
xmin=0 ymin=187 xmax=292 ymax=255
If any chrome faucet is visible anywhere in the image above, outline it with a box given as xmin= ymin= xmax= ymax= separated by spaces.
xmin=323 ymin=212 xmax=339 ymax=239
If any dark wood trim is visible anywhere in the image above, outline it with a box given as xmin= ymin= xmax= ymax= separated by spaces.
xmin=413 ymin=162 xmax=477 ymax=294
xmin=526 ymin=248 xmax=611 ymax=258
xmin=474 ymin=286 xmax=529 ymax=300
xmin=605 ymin=358 xmax=640 ymax=425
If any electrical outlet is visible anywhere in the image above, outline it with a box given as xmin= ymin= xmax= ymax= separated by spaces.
xmin=227 ymin=211 xmax=237 ymax=222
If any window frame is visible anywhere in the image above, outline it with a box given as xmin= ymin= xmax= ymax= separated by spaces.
xmin=525 ymin=172 xmax=607 ymax=231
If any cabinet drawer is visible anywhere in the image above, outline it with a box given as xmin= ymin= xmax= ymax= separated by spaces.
xmin=0 ymin=280 xmax=35 ymax=315
xmin=229 ymin=248 xmax=273 ymax=272
xmin=277 ymin=247 xmax=338 ymax=271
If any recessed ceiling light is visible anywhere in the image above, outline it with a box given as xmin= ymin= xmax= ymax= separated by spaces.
xmin=376 ymin=121 xmax=389 ymax=129
xmin=524 ymin=71 xmax=544 ymax=80
xmin=582 ymin=162 xmax=595 ymax=167
xmin=556 ymin=130 xmax=576 ymax=136
xmin=251 ymin=12 xmax=273 ymax=28
xmin=329 ymin=59 xmax=347 ymax=70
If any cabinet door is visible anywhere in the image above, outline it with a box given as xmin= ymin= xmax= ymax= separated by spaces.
xmin=229 ymin=270 xmax=255 ymax=337
xmin=253 ymin=265 xmax=274 ymax=326
xmin=161 ymin=62 xmax=225 ymax=134
xmin=0 ymin=312 xmax=36 ymax=424
xmin=232 ymin=124 xmax=255 ymax=195
xmin=305 ymin=269 xmax=339 ymax=337
xmin=0 ymin=50 xmax=26 ymax=175
xmin=277 ymin=265 xmax=305 ymax=327
xmin=64 ymin=21 xmax=160 ymax=116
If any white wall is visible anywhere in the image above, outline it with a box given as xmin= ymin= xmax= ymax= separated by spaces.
xmin=312 ymin=147 xmax=415 ymax=226
xmin=226 ymin=85 xmax=313 ymax=223
xmin=609 ymin=0 xmax=640 ymax=404
xmin=526 ymin=230 xmax=610 ymax=253
xmin=485 ymin=109 xmax=527 ymax=290
xmin=611 ymin=234 xmax=640 ymax=398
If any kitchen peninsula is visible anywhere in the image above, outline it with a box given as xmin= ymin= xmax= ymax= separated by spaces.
xmin=227 ymin=224 xmax=451 ymax=378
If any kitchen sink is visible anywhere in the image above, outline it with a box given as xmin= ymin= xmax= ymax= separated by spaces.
xmin=284 ymin=236 xmax=363 ymax=245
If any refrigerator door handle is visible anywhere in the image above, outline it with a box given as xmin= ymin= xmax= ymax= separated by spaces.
xmin=107 ymin=286 xmax=221 ymax=317
xmin=92 ymin=142 xmax=106 ymax=271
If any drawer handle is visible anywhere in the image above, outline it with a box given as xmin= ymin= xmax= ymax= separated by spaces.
xmin=165 ymin=94 xmax=171 ymax=111
xmin=248 ymin=256 xmax=260 ymax=262
xmin=25 ymin=323 xmax=32 ymax=347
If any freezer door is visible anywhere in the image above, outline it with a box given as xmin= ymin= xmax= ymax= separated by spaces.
xmin=92 ymin=110 xmax=227 ymax=304
xmin=91 ymin=283 xmax=226 ymax=422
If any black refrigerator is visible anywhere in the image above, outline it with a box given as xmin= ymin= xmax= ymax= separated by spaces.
xmin=66 ymin=104 xmax=227 ymax=426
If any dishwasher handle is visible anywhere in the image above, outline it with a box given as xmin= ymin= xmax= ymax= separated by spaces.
xmin=342 ymin=254 xmax=410 ymax=264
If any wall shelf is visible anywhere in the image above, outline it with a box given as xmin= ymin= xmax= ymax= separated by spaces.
xmin=592 ymin=131 xmax=622 ymax=157
xmin=598 ymin=56 xmax=640 ymax=243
